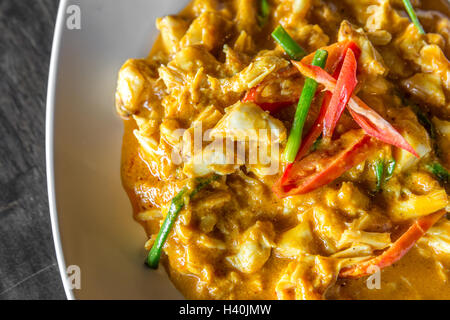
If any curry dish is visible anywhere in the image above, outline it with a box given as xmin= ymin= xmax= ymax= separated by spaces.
xmin=116 ymin=0 xmax=450 ymax=299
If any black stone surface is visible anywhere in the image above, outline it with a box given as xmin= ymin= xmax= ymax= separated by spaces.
xmin=0 ymin=0 xmax=65 ymax=299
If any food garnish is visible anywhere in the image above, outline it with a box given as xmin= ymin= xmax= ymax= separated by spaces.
xmin=274 ymin=130 xmax=374 ymax=197
xmin=258 ymin=0 xmax=270 ymax=27
xmin=426 ymin=162 xmax=450 ymax=183
xmin=402 ymin=0 xmax=426 ymax=35
xmin=293 ymin=41 xmax=361 ymax=161
xmin=271 ymin=25 xmax=307 ymax=61
xmin=292 ymin=60 xmax=419 ymax=158
xmin=283 ymin=49 xmax=328 ymax=163
xmin=340 ymin=210 xmax=446 ymax=279
xmin=322 ymin=48 xmax=358 ymax=140
xmin=147 ymin=174 xmax=220 ymax=269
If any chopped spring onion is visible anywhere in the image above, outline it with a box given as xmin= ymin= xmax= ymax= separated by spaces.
xmin=147 ymin=174 xmax=220 ymax=269
xmin=410 ymin=103 xmax=440 ymax=156
xmin=426 ymin=162 xmax=450 ymax=183
xmin=271 ymin=25 xmax=307 ymax=61
xmin=258 ymin=0 xmax=270 ymax=27
xmin=374 ymin=160 xmax=385 ymax=192
xmin=374 ymin=158 xmax=396 ymax=192
xmin=292 ymin=60 xmax=419 ymax=157
xmin=283 ymin=49 xmax=328 ymax=163
xmin=402 ymin=0 xmax=425 ymax=35
xmin=385 ymin=159 xmax=396 ymax=181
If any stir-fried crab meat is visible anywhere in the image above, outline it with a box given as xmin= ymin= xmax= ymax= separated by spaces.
xmin=402 ymin=73 xmax=446 ymax=108
xmin=391 ymin=108 xmax=432 ymax=171
xmin=210 ymin=101 xmax=287 ymax=143
xmin=385 ymin=172 xmax=448 ymax=222
xmin=419 ymin=219 xmax=450 ymax=256
xmin=220 ymin=53 xmax=290 ymax=93
xmin=117 ymin=0 xmax=450 ymax=300
xmin=393 ymin=24 xmax=450 ymax=116
xmin=416 ymin=9 xmax=450 ymax=56
xmin=156 ymin=16 xmax=189 ymax=56
xmin=338 ymin=21 xmax=388 ymax=77
xmin=180 ymin=11 xmax=233 ymax=52
xmin=115 ymin=59 xmax=161 ymax=118
xmin=275 ymin=255 xmax=339 ymax=300
xmin=183 ymin=101 xmax=286 ymax=177
xmin=226 ymin=221 xmax=276 ymax=274
xmin=276 ymin=219 xmax=317 ymax=258
xmin=273 ymin=0 xmax=312 ymax=27
xmin=344 ymin=0 xmax=408 ymax=35
xmin=433 ymin=117 xmax=450 ymax=164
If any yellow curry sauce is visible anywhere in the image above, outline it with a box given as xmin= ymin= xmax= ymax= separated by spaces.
xmin=117 ymin=0 xmax=450 ymax=299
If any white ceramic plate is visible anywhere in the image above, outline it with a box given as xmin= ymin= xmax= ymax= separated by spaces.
xmin=46 ymin=0 xmax=189 ymax=299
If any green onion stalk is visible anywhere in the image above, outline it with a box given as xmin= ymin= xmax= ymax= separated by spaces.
xmin=147 ymin=174 xmax=220 ymax=269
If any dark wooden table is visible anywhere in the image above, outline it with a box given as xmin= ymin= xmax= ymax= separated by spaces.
xmin=0 ymin=0 xmax=65 ymax=299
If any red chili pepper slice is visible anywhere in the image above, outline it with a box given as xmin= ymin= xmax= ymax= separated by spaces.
xmin=273 ymin=130 xmax=375 ymax=197
xmin=339 ymin=210 xmax=446 ymax=279
xmin=323 ymin=49 xmax=358 ymax=140
xmin=295 ymin=41 xmax=361 ymax=161
xmin=242 ymin=41 xmax=361 ymax=117
xmin=274 ymin=42 xmax=362 ymax=197
xmin=291 ymin=61 xmax=419 ymax=157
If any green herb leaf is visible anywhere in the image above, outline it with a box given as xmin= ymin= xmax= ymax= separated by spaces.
xmin=385 ymin=159 xmax=397 ymax=181
xmin=374 ymin=159 xmax=385 ymax=192
xmin=426 ymin=162 xmax=450 ymax=184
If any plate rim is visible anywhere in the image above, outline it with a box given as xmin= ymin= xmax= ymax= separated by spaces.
xmin=45 ymin=0 xmax=74 ymax=301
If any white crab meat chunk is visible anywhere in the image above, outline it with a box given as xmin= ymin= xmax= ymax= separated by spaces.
xmin=275 ymin=255 xmax=338 ymax=300
xmin=433 ymin=117 xmax=450 ymax=136
xmin=402 ymin=73 xmax=446 ymax=108
xmin=133 ymin=129 xmax=159 ymax=160
xmin=116 ymin=59 xmax=147 ymax=117
xmin=388 ymin=188 xmax=448 ymax=222
xmin=235 ymin=0 xmax=258 ymax=35
xmin=420 ymin=220 xmax=450 ymax=255
xmin=227 ymin=221 xmax=275 ymax=274
xmin=337 ymin=230 xmax=391 ymax=251
xmin=221 ymin=54 xmax=290 ymax=93
xmin=393 ymin=109 xmax=432 ymax=172
xmin=274 ymin=0 xmax=313 ymax=28
xmin=387 ymin=172 xmax=448 ymax=222
xmin=276 ymin=220 xmax=315 ymax=258
xmin=182 ymin=141 xmax=241 ymax=177
xmin=169 ymin=46 xmax=222 ymax=76
xmin=199 ymin=101 xmax=287 ymax=177
xmin=433 ymin=117 xmax=450 ymax=164
xmin=394 ymin=128 xmax=431 ymax=171
xmin=312 ymin=205 xmax=346 ymax=254
xmin=338 ymin=20 xmax=387 ymax=77
xmin=210 ymin=101 xmax=287 ymax=143
xmin=156 ymin=16 xmax=189 ymax=55
xmin=180 ymin=11 xmax=232 ymax=52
